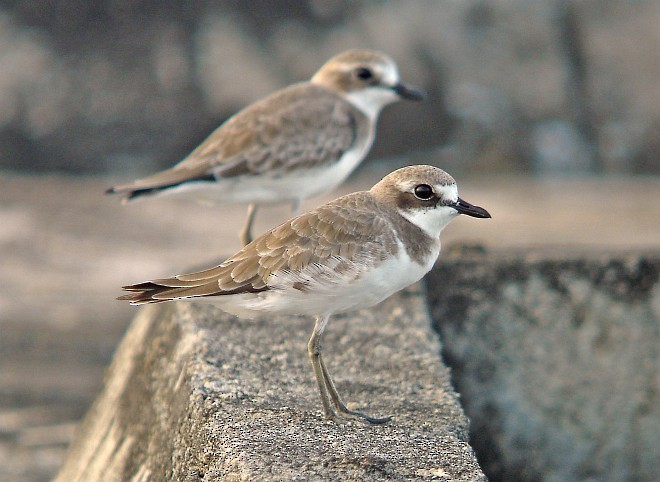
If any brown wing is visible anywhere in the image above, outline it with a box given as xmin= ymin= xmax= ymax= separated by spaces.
xmin=107 ymin=83 xmax=365 ymax=197
xmin=118 ymin=193 xmax=398 ymax=304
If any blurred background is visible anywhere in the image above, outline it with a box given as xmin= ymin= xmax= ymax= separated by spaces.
xmin=1 ymin=0 xmax=659 ymax=177
xmin=0 ymin=1 xmax=658 ymax=481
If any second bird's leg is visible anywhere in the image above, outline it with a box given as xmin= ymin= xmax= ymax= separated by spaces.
xmin=307 ymin=316 xmax=391 ymax=424
xmin=240 ymin=203 xmax=258 ymax=246
xmin=290 ymin=199 xmax=301 ymax=216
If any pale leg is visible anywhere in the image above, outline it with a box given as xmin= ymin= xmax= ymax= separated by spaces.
xmin=290 ymin=199 xmax=302 ymax=217
xmin=240 ymin=203 xmax=258 ymax=246
xmin=307 ymin=316 xmax=390 ymax=424
xmin=318 ymin=355 xmax=390 ymax=424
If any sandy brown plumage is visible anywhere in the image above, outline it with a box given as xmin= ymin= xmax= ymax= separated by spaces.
xmin=108 ymin=84 xmax=366 ymax=199
xmin=119 ymin=190 xmax=407 ymax=304
xmin=117 ymin=165 xmax=491 ymax=423
xmin=107 ymin=49 xmax=424 ymax=245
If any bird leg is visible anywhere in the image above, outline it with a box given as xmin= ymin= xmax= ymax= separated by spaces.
xmin=290 ymin=199 xmax=301 ymax=216
xmin=240 ymin=203 xmax=258 ymax=246
xmin=308 ymin=316 xmax=391 ymax=424
xmin=308 ymin=325 xmax=344 ymax=424
xmin=318 ymin=355 xmax=391 ymax=424
xmin=241 ymin=200 xmax=298 ymax=246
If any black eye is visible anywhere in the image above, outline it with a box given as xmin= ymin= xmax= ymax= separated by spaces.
xmin=414 ymin=184 xmax=434 ymax=200
xmin=355 ymin=67 xmax=373 ymax=81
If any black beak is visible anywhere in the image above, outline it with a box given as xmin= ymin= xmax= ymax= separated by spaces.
xmin=392 ymin=83 xmax=426 ymax=101
xmin=454 ymin=198 xmax=491 ymax=219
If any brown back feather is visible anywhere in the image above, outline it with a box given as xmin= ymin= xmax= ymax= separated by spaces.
xmin=109 ymin=84 xmax=366 ymax=195
xmin=119 ymin=192 xmax=400 ymax=304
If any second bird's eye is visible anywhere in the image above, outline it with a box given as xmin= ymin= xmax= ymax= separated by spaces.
xmin=414 ymin=184 xmax=434 ymax=200
xmin=355 ymin=67 xmax=373 ymax=80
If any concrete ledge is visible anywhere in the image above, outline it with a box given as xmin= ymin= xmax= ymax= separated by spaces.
xmin=428 ymin=250 xmax=659 ymax=481
xmin=55 ymin=284 xmax=485 ymax=481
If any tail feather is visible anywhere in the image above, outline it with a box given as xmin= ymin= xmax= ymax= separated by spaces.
xmin=106 ymin=186 xmax=170 ymax=202
xmin=118 ymin=279 xmax=269 ymax=305
xmin=118 ymin=282 xmax=173 ymax=304
xmin=106 ymin=172 xmax=217 ymax=201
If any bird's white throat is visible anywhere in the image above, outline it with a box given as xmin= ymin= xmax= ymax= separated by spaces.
xmin=344 ymin=88 xmax=401 ymax=121
xmin=397 ymin=205 xmax=459 ymax=239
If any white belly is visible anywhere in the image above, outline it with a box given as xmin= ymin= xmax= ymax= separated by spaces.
xmin=162 ymin=129 xmax=375 ymax=206
xmin=214 ymin=240 xmax=440 ymax=318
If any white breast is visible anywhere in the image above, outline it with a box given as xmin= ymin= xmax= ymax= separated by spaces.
xmin=220 ymin=238 xmax=440 ymax=317
xmin=157 ymin=128 xmax=375 ymax=206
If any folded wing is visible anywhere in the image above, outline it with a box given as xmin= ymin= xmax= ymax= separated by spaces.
xmin=118 ymin=193 xmax=397 ymax=304
xmin=107 ymin=84 xmax=363 ymax=201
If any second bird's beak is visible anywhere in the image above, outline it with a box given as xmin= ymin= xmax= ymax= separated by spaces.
xmin=453 ymin=198 xmax=491 ymax=219
xmin=392 ymin=83 xmax=426 ymax=101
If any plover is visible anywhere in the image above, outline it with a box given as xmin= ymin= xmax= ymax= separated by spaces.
xmin=118 ymin=165 xmax=491 ymax=423
xmin=107 ymin=49 xmax=424 ymax=245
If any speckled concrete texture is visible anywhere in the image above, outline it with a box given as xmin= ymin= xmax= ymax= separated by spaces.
xmin=428 ymin=250 xmax=659 ymax=482
xmin=55 ymin=285 xmax=486 ymax=481
xmin=3 ymin=171 xmax=659 ymax=480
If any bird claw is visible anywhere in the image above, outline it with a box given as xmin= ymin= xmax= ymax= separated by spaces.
xmin=324 ymin=406 xmax=391 ymax=425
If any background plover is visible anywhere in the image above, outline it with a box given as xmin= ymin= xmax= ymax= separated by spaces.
xmin=107 ymin=49 xmax=424 ymax=245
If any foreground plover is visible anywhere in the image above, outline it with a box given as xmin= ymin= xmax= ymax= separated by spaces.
xmin=107 ymin=49 xmax=424 ymax=245
xmin=117 ymin=165 xmax=490 ymax=423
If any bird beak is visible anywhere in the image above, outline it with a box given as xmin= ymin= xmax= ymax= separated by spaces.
xmin=392 ymin=83 xmax=426 ymax=101
xmin=454 ymin=198 xmax=491 ymax=218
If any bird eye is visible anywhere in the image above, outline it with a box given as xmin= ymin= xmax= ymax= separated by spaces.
xmin=355 ymin=67 xmax=373 ymax=81
xmin=414 ymin=184 xmax=434 ymax=200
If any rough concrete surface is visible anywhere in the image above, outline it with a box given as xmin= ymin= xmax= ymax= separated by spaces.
xmin=428 ymin=251 xmax=659 ymax=482
xmin=55 ymin=286 xmax=485 ymax=481
xmin=1 ymin=171 xmax=659 ymax=480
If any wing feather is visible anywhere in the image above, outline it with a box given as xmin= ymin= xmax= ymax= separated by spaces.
xmin=118 ymin=192 xmax=399 ymax=305
xmin=108 ymin=83 xmax=365 ymax=198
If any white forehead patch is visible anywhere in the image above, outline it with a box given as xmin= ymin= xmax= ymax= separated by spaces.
xmin=379 ymin=60 xmax=400 ymax=86
xmin=434 ymin=183 xmax=459 ymax=203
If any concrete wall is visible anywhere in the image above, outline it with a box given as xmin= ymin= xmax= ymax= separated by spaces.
xmin=428 ymin=250 xmax=659 ymax=481
xmin=55 ymin=286 xmax=486 ymax=481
